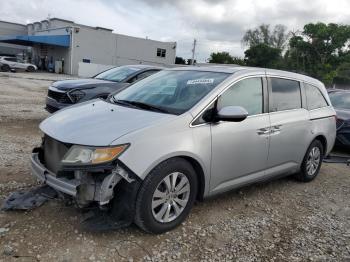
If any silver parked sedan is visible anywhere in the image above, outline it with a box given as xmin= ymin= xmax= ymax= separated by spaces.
xmin=30 ymin=66 xmax=336 ymax=233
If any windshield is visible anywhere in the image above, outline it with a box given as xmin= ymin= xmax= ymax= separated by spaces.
xmin=112 ymin=70 xmax=229 ymax=115
xmin=95 ymin=66 xmax=141 ymax=82
xmin=329 ymin=92 xmax=350 ymax=110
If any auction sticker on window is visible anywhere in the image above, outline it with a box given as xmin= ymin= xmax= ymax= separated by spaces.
xmin=187 ymin=79 xmax=214 ymax=85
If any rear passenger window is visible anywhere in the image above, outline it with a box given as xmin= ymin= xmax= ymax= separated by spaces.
xmin=217 ymin=77 xmax=263 ymax=115
xmin=270 ymin=78 xmax=301 ymax=112
xmin=5 ymin=57 xmax=17 ymax=62
xmin=305 ymin=83 xmax=328 ymax=110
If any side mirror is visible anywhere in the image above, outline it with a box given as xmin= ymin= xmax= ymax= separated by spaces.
xmin=216 ymin=106 xmax=248 ymax=122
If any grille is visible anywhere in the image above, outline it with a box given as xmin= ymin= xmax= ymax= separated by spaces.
xmin=336 ymin=118 xmax=345 ymax=130
xmin=338 ymin=133 xmax=350 ymax=146
xmin=48 ymin=89 xmax=72 ymax=104
xmin=43 ymin=135 xmax=71 ymax=174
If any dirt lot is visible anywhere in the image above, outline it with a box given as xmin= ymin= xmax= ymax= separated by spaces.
xmin=0 ymin=72 xmax=349 ymax=262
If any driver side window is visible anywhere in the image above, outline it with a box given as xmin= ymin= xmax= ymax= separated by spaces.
xmin=128 ymin=70 xmax=159 ymax=84
xmin=217 ymin=77 xmax=263 ymax=116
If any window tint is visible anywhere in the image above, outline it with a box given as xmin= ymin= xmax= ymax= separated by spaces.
xmin=270 ymin=78 xmax=301 ymax=111
xmin=217 ymin=78 xmax=263 ymax=115
xmin=305 ymin=83 xmax=328 ymax=110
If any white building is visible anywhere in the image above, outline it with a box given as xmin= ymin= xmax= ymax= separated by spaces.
xmin=0 ymin=20 xmax=28 ymax=56
xmin=0 ymin=18 xmax=177 ymax=75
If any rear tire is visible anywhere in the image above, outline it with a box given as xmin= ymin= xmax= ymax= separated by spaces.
xmin=134 ymin=158 xmax=198 ymax=234
xmin=27 ymin=66 xmax=35 ymax=72
xmin=295 ymin=140 xmax=324 ymax=182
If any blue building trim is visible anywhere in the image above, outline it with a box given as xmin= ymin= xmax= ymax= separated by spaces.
xmin=0 ymin=34 xmax=70 ymax=47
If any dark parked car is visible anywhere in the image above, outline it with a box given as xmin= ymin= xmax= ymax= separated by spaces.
xmin=46 ymin=65 xmax=162 ymax=113
xmin=328 ymin=89 xmax=350 ymax=147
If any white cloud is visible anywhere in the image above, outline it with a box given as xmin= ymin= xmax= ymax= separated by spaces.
xmin=1 ymin=0 xmax=350 ymax=62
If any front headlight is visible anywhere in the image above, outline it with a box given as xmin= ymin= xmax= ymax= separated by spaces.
xmin=68 ymin=90 xmax=85 ymax=103
xmin=61 ymin=144 xmax=129 ymax=165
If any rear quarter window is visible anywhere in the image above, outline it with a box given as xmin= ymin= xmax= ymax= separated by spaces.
xmin=304 ymin=83 xmax=328 ymax=110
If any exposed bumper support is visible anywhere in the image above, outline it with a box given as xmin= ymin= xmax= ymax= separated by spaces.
xmin=30 ymin=150 xmax=142 ymax=231
xmin=30 ymin=151 xmax=137 ymax=206
xmin=31 ymin=153 xmax=79 ymax=196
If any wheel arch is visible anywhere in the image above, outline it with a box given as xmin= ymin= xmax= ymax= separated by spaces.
xmin=139 ymin=154 xmax=208 ymax=201
xmin=178 ymin=156 xmax=206 ymax=201
xmin=313 ymin=134 xmax=327 ymax=155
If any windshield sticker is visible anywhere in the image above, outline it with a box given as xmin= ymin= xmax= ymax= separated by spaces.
xmin=187 ymin=79 xmax=214 ymax=85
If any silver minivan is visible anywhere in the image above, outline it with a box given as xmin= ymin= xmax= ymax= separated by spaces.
xmin=30 ymin=66 xmax=336 ymax=233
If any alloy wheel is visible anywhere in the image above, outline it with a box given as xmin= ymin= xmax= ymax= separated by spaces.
xmin=152 ymin=172 xmax=190 ymax=223
xmin=306 ymin=147 xmax=321 ymax=176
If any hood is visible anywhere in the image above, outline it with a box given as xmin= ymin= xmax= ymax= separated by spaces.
xmin=335 ymin=108 xmax=350 ymax=121
xmin=39 ymin=100 xmax=176 ymax=146
xmin=51 ymin=78 xmax=125 ymax=91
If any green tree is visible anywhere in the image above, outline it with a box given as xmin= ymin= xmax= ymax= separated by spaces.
xmin=208 ymin=52 xmax=233 ymax=64
xmin=333 ymin=62 xmax=350 ymax=85
xmin=231 ymin=56 xmax=246 ymax=66
xmin=285 ymin=23 xmax=350 ymax=85
xmin=208 ymin=52 xmax=245 ymax=65
xmin=242 ymin=24 xmax=290 ymax=49
xmin=244 ymin=44 xmax=282 ymax=68
xmin=175 ymin=56 xmax=185 ymax=64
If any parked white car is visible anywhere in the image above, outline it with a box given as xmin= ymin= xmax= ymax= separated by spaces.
xmin=0 ymin=56 xmax=37 ymax=72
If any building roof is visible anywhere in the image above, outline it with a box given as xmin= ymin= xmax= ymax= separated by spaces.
xmin=0 ymin=20 xmax=26 ymax=27
xmin=50 ymin=17 xmax=74 ymax=24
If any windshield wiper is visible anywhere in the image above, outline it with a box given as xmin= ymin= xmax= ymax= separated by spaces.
xmin=114 ymin=99 xmax=171 ymax=114
xmin=111 ymin=97 xmax=137 ymax=108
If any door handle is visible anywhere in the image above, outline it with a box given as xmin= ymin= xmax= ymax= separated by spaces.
xmin=271 ymin=125 xmax=282 ymax=134
xmin=257 ymin=128 xmax=270 ymax=135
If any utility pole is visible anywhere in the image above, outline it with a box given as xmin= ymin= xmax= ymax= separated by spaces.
xmin=191 ymin=39 xmax=197 ymax=65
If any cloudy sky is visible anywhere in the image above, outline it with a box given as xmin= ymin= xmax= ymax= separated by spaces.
xmin=1 ymin=0 xmax=350 ymax=62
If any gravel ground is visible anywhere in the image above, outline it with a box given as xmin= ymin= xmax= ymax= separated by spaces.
xmin=0 ymin=72 xmax=349 ymax=262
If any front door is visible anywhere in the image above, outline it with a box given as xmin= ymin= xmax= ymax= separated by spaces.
xmin=210 ymin=77 xmax=270 ymax=195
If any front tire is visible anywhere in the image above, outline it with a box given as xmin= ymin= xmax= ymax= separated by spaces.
xmin=295 ymin=140 xmax=324 ymax=182
xmin=134 ymin=158 xmax=198 ymax=234
xmin=1 ymin=64 xmax=10 ymax=72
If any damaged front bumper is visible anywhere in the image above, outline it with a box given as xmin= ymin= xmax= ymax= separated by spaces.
xmin=31 ymin=152 xmax=79 ymax=196
xmin=30 ymin=149 xmax=139 ymax=207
